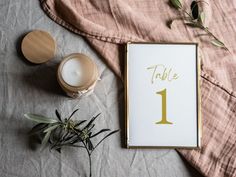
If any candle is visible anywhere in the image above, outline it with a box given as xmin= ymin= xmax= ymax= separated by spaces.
xmin=61 ymin=58 xmax=84 ymax=87
xmin=57 ymin=53 xmax=98 ymax=98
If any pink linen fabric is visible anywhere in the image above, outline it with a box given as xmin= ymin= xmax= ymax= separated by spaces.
xmin=40 ymin=0 xmax=236 ymax=176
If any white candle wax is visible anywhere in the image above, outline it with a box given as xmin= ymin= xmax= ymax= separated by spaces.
xmin=61 ymin=58 xmax=83 ymax=87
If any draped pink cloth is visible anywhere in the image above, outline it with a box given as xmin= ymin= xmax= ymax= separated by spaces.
xmin=40 ymin=0 xmax=236 ymax=176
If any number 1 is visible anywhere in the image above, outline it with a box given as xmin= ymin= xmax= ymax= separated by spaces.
xmin=156 ymin=89 xmax=173 ymax=124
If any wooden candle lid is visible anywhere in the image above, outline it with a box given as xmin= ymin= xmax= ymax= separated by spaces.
xmin=21 ymin=30 xmax=56 ymax=64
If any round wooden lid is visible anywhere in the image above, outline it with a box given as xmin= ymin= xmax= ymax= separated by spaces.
xmin=21 ymin=30 xmax=56 ymax=64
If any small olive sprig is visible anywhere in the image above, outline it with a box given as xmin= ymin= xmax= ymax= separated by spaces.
xmin=169 ymin=0 xmax=228 ymax=51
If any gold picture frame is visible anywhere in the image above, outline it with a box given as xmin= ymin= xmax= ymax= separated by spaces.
xmin=124 ymin=42 xmax=201 ymax=149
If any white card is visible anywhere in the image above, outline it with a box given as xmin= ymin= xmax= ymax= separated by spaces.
xmin=125 ymin=43 xmax=200 ymax=148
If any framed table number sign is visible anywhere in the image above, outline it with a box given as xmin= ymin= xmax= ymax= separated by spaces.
xmin=125 ymin=42 xmax=201 ymax=148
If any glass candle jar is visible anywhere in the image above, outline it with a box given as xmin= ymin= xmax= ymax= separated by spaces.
xmin=57 ymin=53 xmax=99 ymax=98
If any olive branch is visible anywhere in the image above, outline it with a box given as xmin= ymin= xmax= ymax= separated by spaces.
xmin=169 ymin=0 xmax=228 ymax=50
xmin=24 ymin=109 xmax=119 ymax=177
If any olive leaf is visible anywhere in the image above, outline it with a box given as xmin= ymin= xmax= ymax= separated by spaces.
xmin=28 ymin=123 xmax=48 ymax=135
xmin=88 ymin=124 xmax=95 ymax=132
xmin=211 ymin=39 xmax=227 ymax=49
xmin=82 ymin=113 xmax=101 ymax=130
xmin=55 ymin=110 xmax=62 ymax=121
xmin=185 ymin=22 xmax=200 ymax=28
xmin=68 ymin=109 xmax=79 ymax=120
xmin=41 ymin=130 xmax=52 ymax=150
xmin=86 ymin=139 xmax=94 ymax=150
xmin=191 ymin=1 xmax=199 ymax=19
xmin=198 ymin=12 xmax=205 ymax=25
xmin=93 ymin=130 xmax=119 ymax=150
xmin=90 ymin=129 xmax=110 ymax=138
xmin=43 ymin=124 xmax=60 ymax=133
xmin=24 ymin=114 xmax=58 ymax=124
xmin=170 ymin=0 xmax=182 ymax=9
xmin=167 ymin=20 xmax=174 ymax=29
xmin=74 ymin=120 xmax=87 ymax=128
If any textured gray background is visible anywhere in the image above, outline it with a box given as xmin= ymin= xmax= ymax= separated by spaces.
xmin=0 ymin=1 xmax=202 ymax=177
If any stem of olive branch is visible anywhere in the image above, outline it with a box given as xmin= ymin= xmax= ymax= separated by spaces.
xmin=182 ymin=9 xmax=192 ymax=19
xmin=72 ymin=129 xmax=92 ymax=177
xmin=81 ymin=140 xmax=92 ymax=177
